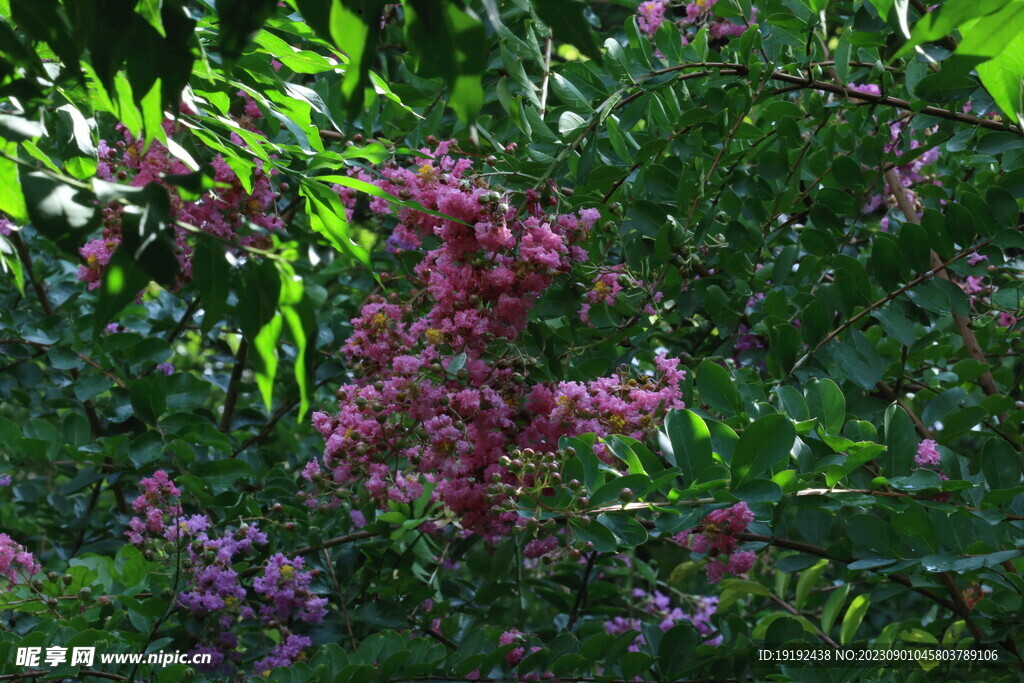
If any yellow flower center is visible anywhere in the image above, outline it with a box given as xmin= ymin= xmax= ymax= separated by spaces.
xmin=425 ymin=328 xmax=445 ymax=345
xmin=606 ymin=414 xmax=627 ymax=433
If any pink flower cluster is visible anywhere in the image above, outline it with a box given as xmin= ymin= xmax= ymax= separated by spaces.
xmin=604 ymin=590 xmax=720 ymax=651
xmin=675 ymin=502 xmax=757 ymax=583
xmin=913 ymin=439 xmax=952 ymax=502
xmin=125 ymin=471 xmax=325 ymax=675
xmin=638 ymin=0 xmax=668 ymax=37
xmin=311 ymin=144 xmax=687 ymax=539
xmin=953 ymin=270 xmax=1017 ymax=328
xmin=0 ymin=533 xmax=40 ymax=584
xmin=636 ymin=0 xmax=756 ymax=45
xmin=80 ymin=100 xmax=282 ymax=289
xmin=915 ymin=439 xmax=940 ymax=467
xmin=126 ymin=470 xmax=183 ymax=545
xmin=578 ymin=265 xmax=663 ymax=326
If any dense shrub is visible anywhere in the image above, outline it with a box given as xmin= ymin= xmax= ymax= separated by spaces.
xmin=0 ymin=1 xmax=1022 ymax=681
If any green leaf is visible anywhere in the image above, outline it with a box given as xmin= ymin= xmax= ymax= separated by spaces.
xmin=589 ymin=473 xmax=651 ymax=507
xmin=569 ymin=517 xmax=617 ymax=553
xmin=805 ymin=378 xmax=845 ymax=435
xmin=846 ymin=513 xmax=905 ymax=558
xmin=695 ymin=359 xmax=741 ymax=416
xmin=840 ymin=594 xmax=870 ymax=644
xmin=216 ymin=0 xmax=278 ymax=61
xmin=895 ymin=0 xmax=1011 ymax=58
xmin=299 ymin=180 xmax=370 ymax=265
xmin=795 ymin=560 xmax=829 ymax=610
xmin=21 ymin=171 xmax=98 ymax=246
xmin=129 ymin=376 xmax=166 ymax=425
xmin=661 ymin=410 xmax=714 ymax=484
xmin=191 ymin=240 xmax=230 ymax=334
xmin=596 ymin=512 xmax=648 ymax=547
xmin=976 ymin=34 xmax=1024 ymax=123
xmin=534 ymin=1 xmax=601 ymax=61
xmin=821 ymin=583 xmax=851 ymax=634
xmin=402 ymin=0 xmax=487 ymax=122
xmin=278 ymin=262 xmax=318 ymax=422
xmin=730 ymin=414 xmax=795 ymax=485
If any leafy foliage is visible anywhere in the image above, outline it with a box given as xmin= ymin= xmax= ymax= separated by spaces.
xmin=0 ymin=0 xmax=1023 ymax=681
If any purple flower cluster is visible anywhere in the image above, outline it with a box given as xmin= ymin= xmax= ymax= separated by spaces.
xmin=125 ymin=472 xmax=325 ymax=676
xmin=604 ymin=590 xmax=721 ymax=651
xmin=253 ymin=554 xmax=328 ymax=624
xmin=254 ymin=634 xmax=313 ymax=674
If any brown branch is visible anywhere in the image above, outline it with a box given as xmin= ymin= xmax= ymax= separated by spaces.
xmin=885 ymin=171 xmax=1006 ymax=406
xmin=768 ymin=593 xmax=840 ymax=648
xmin=790 ymin=231 xmax=1013 ymax=373
xmin=9 ymin=231 xmax=53 ymax=316
xmin=639 ymin=63 xmax=1020 ymax=134
xmin=219 ymin=339 xmax=248 ymax=432
xmin=736 ymin=532 xmax=958 ymax=613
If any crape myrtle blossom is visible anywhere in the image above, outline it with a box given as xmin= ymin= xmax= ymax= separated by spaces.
xmin=310 ymin=142 xmax=688 ymax=540
xmin=635 ymin=0 xmax=757 ymax=45
xmin=675 ymin=502 xmax=757 ymax=583
xmin=578 ymin=264 xmax=664 ymax=326
xmin=849 ymin=92 xmax=941 ymax=229
xmin=125 ymin=471 xmax=326 ymax=675
xmin=0 ymin=533 xmax=40 ymax=584
xmin=79 ymin=96 xmax=282 ymax=288
xmin=914 ymin=439 xmax=952 ymax=502
xmin=604 ymin=590 xmax=721 ymax=652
